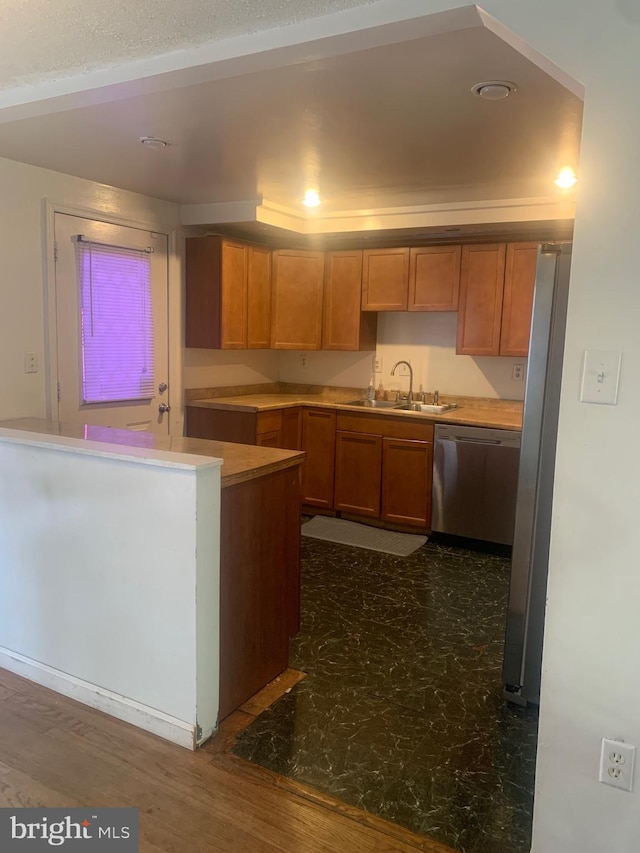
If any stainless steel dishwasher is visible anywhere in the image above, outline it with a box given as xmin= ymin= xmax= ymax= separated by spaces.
xmin=432 ymin=424 xmax=521 ymax=545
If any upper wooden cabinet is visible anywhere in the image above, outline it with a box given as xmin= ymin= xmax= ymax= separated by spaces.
xmin=408 ymin=245 xmax=461 ymax=312
xmin=456 ymin=242 xmax=538 ymax=357
xmin=500 ymin=242 xmax=538 ymax=357
xmin=361 ymin=248 xmax=410 ymax=311
xmin=456 ymin=244 xmax=507 ymax=356
xmin=323 ymin=250 xmax=377 ymax=351
xmin=185 ymin=236 xmax=271 ymax=350
xmin=246 ymin=245 xmax=272 ymax=349
xmin=271 ymin=250 xmax=325 ymax=350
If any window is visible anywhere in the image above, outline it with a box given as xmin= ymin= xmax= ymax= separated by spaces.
xmin=75 ymin=237 xmax=154 ymax=403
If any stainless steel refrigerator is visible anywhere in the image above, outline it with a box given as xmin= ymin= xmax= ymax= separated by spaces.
xmin=502 ymin=242 xmax=572 ymax=706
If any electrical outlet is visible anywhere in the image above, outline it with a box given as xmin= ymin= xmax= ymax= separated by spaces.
xmin=301 ymin=355 xmax=307 ymax=369
xmin=24 ymin=352 xmax=38 ymax=374
xmin=512 ymin=364 xmax=524 ymax=382
xmin=374 ymin=356 xmax=382 ymax=374
xmin=599 ymin=738 xmax=636 ymax=792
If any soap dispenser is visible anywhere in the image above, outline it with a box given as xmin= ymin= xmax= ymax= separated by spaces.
xmin=367 ymin=378 xmax=376 ymax=401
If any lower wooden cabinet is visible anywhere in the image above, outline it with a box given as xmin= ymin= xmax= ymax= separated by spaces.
xmin=381 ymin=437 xmax=433 ymax=526
xmin=219 ymin=463 xmax=301 ymax=720
xmin=187 ymin=402 xmax=434 ymax=529
xmin=334 ymin=431 xmax=382 ymax=517
xmin=334 ymin=413 xmax=434 ymax=529
xmin=281 ymin=407 xmax=302 ymax=451
xmin=186 ymin=405 xmax=304 ymax=451
xmin=256 ymin=430 xmax=280 ymax=447
xmin=301 ymin=408 xmax=336 ymax=509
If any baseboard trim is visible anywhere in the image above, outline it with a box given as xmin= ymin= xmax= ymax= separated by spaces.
xmin=0 ymin=646 xmax=196 ymax=750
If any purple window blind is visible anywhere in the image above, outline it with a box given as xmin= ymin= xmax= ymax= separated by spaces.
xmin=75 ymin=238 xmax=155 ymax=404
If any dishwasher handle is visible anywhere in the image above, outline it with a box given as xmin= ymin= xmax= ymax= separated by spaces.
xmin=435 ymin=425 xmax=521 ymax=449
xmin=446 ymin=436 xmax=505 ymax=446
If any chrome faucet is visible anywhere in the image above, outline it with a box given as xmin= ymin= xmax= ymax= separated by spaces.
xmin=390 ymin=360 xmax=414 ymax=406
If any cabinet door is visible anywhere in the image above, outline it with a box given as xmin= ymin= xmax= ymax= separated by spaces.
xmin=281 ymin=407 xmax=302 ymax=451
xmin=185 ymin=236 xmax=223 ymax=349
xmin=500 ymin=242 xmax=538 ymax=357
xmin=334 ymin=431 xmax=382 ymax=517
xmin=220 ymin=240 xmax=248 ymax=349
xmin=185 ymin=235 xmax=249 ymax=349
xmin=323 ymin=251 xmax=377 ymax=351
xmin=301 ymin=408 xmax=336 ymax=508
xmin=247 ymin=245 xmax=271 ymax=349
xmin=271 ymin=250 xmax=325 ymax=350
xmin=408 ymin=245 xmax=461 ymax=311
xmin=381 ymin=437 xmax=433 ymax=527
xmin=456 ymin=243 xmax=506 ymax=356
xmin=361 ymin=248 xmax=410 ymax=311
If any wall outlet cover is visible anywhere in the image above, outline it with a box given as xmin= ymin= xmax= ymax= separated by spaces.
xmin=599 ymin=737 xmax=635 ymax=792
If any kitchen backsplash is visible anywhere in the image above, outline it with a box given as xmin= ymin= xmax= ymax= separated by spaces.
xmin=183 ymin=347 xmax=279 ymax=389
xmin=183 ymin=312 xmax=526 ymax=401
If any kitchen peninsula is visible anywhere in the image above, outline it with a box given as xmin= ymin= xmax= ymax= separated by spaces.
xmin=0 ymin=419 xmax=304 ymax=738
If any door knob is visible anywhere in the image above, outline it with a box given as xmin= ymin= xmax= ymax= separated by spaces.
xmin=158 ymin=382 xmax=168 ymax=393
xmin=159 ymin=403 xmax=171 ymax=414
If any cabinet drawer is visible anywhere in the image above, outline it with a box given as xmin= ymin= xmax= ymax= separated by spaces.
xmin=257 ymin=410 xmax=283 ymax=435
xmin=336 ymin=412 xmax=434 ymax=442
xmin=256 ymin=430 xmax=281 ymax=448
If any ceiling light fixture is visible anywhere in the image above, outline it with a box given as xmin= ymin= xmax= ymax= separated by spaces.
xmin=303 ymin=189 xmax=321 ymax=208
xmin=139 ymin=136 xmax=171 ymax=149
xmin=471 ymin=80 xmax=517 ymax=100
xmin=554 ymin=166 xmax=578 ymax=189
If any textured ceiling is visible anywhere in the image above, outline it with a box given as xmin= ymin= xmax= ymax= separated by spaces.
xmin=0 ymin=0 xmax=376 ymax=89
xmin=0 ymin=24 xmax=582 ymax=211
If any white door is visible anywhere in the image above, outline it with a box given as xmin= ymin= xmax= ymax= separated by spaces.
xmin=54 ymin=213 xmax=170 ymax=434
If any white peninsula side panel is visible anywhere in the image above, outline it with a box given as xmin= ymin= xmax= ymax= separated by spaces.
xmin=0 ymin=428 xmax=221 ymax=749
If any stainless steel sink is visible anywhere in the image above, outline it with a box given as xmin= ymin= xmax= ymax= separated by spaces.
xmin=343 ymin=399 xmax=400 ymax=409
xmin=394 ymin=402 xmax=459 ymax=414
xmin=343 ymin=399 xmax=459 ymax=415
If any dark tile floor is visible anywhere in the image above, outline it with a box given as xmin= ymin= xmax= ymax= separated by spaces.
xmin=233 ymin=535 xmax=538 ymax=853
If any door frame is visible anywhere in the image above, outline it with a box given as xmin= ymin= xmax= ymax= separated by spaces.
xmin=42 ymin=199 xmax=184 ymax=435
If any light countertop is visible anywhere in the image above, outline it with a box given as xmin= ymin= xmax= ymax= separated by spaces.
xmin=0 ymin=419 xmax=305 ymax=488
xmin=187 ymin=392 xmax=523 ymax=431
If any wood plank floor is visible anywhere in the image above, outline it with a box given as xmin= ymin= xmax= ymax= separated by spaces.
xmin=0 ymin=668 xmax=456 ymax=853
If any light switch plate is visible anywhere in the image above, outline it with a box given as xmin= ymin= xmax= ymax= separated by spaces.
xmin=580 ymin=350 xmax=621 ymax=405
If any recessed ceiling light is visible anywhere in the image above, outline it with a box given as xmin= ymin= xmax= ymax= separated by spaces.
xmin=471 ymin=81 xmax=517 ymax=100
xmin=554 ymin=166 xmax=578 ymax=189
xmin=139 ymin=136 xmax=171 ymax=149
xmin=303 ymin=189 xmax=321 ymax=208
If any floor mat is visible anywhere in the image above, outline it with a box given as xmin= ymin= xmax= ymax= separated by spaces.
xmin=301 ymin=516 xmax=426 ymax=556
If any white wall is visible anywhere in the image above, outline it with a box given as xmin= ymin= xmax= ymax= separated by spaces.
xmin=0 ymin=429 xmax=220 ymax=748
xmin=376 ymin=313 xmax=525 ymax=399
xmin=276 ymin=313 xmax=526 ymax=399
xmin=277 ymin=349 xmax=374 ymax=390
xmin=183 ymin=347 xmax=279 ymax=389
xmin=438 ymin=2 xmax=640 ymax=851
xmin=0 ymin=156 xmax=179 ymax=422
